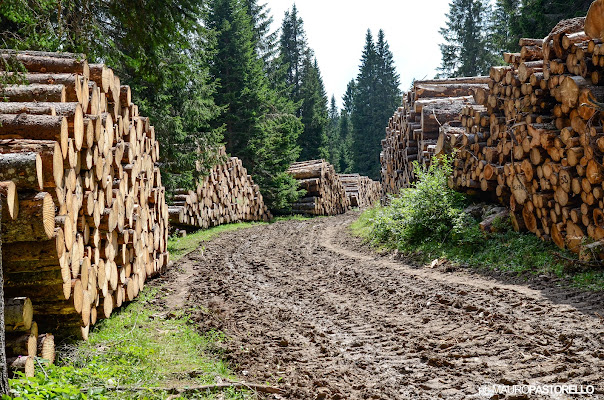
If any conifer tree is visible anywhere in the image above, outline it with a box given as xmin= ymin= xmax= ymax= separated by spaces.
xmin=350 ymin=29 xmax=400 ymax=179
xmin=207 ymin=0 xmax=302 ymax=210
xmin=325 ymin=96 xmax=342 ymax=171
xmin=298 ymin=53 xmax=329 ymax=161
xmin=437 ymin=0 xmax=495 ymax=77
xmin=244 ymin=0 xmax=278 ymax=70
xmin=278 ymin=5 xmax=307 ymax=106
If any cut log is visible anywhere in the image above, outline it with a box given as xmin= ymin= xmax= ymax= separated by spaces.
xmin=0 ymin=114 xmax=68 ymax=155
xmin=0 ymin=140 xmax=64 ymax=188
xmin=0 ymin=180 xmax=18 ymax=220
xmin=0 ymin=152 xmax=43 ymax=190
xmin=4 ymin=298 xmax=33 ymax=332
xmin=2 ymin=191 xmax=55 ymax=243
xmin=0 ymin=84 xmax=65 ymax=102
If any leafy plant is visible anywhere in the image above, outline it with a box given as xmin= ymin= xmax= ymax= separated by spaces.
xmin=370 ymin=155 xmax=469 ymax=246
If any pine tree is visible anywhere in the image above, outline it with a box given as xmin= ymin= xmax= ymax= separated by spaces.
xmin=207 ymin=0 xmax=302 ymax=210
xmin=375 ymin=29 xmax=401 ymax=126
xmin=244 ymin=0 xmax=278 ymax=70
xmin=339 ymin=110 xmax=355 ymax=173
xmin=325 ymin=96 xmax=342 ymax=171
xmin=350 ymin=29 xmax=400 ymax=179
xmin=298 ymin=53 xmax=329 ymax=161
xmin=343 ymin=80 xmax=356 ymax=114
xmin=278 ymin=5 xmax=307 ymax=107
xmin=437 ymin=0 xmax=495 ymax=77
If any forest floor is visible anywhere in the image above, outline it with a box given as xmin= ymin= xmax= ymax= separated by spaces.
xmin=160 ymin=212 xmax=604 ymax=400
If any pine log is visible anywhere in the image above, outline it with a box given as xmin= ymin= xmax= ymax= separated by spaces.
xmin=0 ymin=140 xmax=64 ymax=188
xmin=0 ymin=152 xmax=43 ymax=190
xmin=4 ymin=298 xmax=33 ymax=332
xmin=0 ymin=114 xmax=68 ymax=155
xmin=2 ymin=191 xmax=55 ymax=243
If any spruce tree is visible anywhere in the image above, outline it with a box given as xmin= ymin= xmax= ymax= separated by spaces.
xmin=278 ymin=5 xmax=307 ymax=107
xmin=339 ymin=110 xmax=355 ymax=173
xmin=244 ymin=0 xmax=278 ymax=70
xmin=207 ymin=0 xmax=302 ymax=210
xmin=326 ymin=96 xmax=342 ymax=171
xmin=437 ymin=0 xmax=495 ymax=77
xmin=351 ymin=29 xmax=400 ymax=179
xmin=298 ymin=54 xmax=329 ymax=161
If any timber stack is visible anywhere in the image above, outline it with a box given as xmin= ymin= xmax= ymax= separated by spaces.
xmin=168 ymin=156 xmax=271 ymax=229
xmin=4 ymin=297 xmax=55 ymax=377
xmin=380 ymin=77 xmax=489 ymax=197
xmin=0 ymin=49 xmax=170 ymax=340
xmin=288 ymin=160 xmax=350 ymax=215
xmin=383 ymin=5 xmax=604 ymax=258
xmin=338 ymin=174 xmax=381 ymax=208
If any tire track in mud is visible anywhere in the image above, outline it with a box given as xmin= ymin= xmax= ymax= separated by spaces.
xmin=166 ymin=213 xmax=604 ymax=399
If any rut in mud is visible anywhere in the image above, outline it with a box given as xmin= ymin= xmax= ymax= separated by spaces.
xmin=163 ymin=213 xmax=604 ymax=399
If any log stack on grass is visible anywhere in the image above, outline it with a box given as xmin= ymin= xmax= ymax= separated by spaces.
xmin=338 ymin=174 xmax=381 ymax=208
xmin=0 ymin=49 xmax=170 ymax=340
xmin=383 ymin=9 xmax=604 ymax=259
xmin=288 ymin=160 xmax=350 ymax=215
xmin=168 ymin=156 xmax=271 ymax=229
xmin=4 ymin=297 xmax=55 ymax=377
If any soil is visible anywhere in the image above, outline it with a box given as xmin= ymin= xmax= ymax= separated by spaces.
xmin=160 ymin=213 xmax=604 ymax=399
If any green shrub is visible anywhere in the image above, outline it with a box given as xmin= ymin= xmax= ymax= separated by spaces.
xmin=370 ymin=155 xmax=470 ymax=246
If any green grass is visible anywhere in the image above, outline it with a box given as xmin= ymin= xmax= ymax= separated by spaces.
xmin=352 ymin=206 xmax=604 ymax=291
xmin=6 ymin=287 xmax=251 ymax=400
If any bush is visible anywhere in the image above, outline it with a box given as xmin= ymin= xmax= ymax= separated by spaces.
xmin=370 ymin=155 xmax=471 ymax=246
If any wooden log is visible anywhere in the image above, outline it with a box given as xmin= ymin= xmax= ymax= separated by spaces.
xmin=0 ymin=152 xmax=43 ymax=190
xmin=7 ymin=356 xmax=34 ymax=377
xmin=0 ymin=114 xmax=68 ymax=156
xmin=0 ymin=180 xmax=18 ymax=220
xmin=4 ymin=298 xmax=33 ymax=332
xmin=2 ymin=191 xmax=55 ymax=243
xmin=0 ymin=140 xmax=64 ymax=188
xmin=0 ymin=51 xmax=89 ymax=78
xmin=0 ymin=84 xmax=65 ymax=102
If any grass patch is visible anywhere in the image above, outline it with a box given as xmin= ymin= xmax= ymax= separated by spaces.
xmin=6 ymin=287 xmax=250 ymax=400
xmin=352 ymin=205 xmax=604 ymax=291
xmin=352 ymin=157 xmax=604 ymax=291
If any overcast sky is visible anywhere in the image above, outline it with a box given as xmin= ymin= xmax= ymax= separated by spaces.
xmin=263 ymin=0 xmax=452 ymax=108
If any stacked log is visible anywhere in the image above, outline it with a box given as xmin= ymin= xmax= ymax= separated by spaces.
xmin=5 ymin=297 xmax=55 ymax=377
xmin=383 ymin=13 xmax=604 ymax=258
xmin=380 ymin=77 xmax=489 ymax=197
xmin=0 ymin=49 xmax=170 ymax=339
xmin=288 ymin=160 xmax=350 ymax=215
xmin=338 ymin=174 xmax=381 ymax=208
xmin=169 ymin=156 xmax=271 ymax=229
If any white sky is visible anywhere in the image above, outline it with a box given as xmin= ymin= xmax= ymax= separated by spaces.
xmin=264 ymin=0 xmax=452 ymax=108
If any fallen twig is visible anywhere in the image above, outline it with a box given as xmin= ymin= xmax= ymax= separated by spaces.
xmin=99 ymin=382 xmax=284 ymax=395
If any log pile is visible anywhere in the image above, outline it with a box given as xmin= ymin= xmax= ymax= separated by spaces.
xmin=288 ymin=160 xmax=350 ymax=215
xmin=381 ymin=77 xmax=489 ymax=196
xmin=5 ymin=297 xmax=55 ymax=377
xmin=0 ymin=49 xmax=170 ymax=340
xmin=338 ymin=174 xmax=381 ymax=208
xmin=168 ymin=156 xmax=271 ymax=229
xmin=383 ymin=12 xmax=604 ymax=258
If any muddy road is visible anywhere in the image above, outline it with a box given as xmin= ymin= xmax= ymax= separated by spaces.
xmin=165 ymin=213 xmax=604 ymax=399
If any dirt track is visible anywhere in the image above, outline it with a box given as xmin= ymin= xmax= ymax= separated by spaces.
xmin=164 ymin=213 xmax=604 ymax=399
